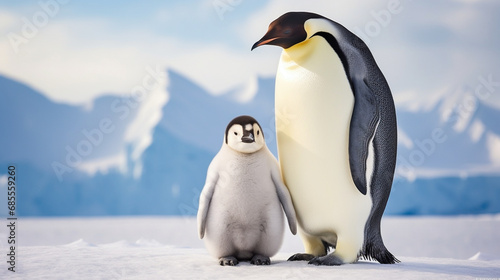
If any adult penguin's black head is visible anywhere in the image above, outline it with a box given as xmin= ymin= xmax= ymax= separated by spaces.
xmin=251 ymin=12 xmax=324 ymax=50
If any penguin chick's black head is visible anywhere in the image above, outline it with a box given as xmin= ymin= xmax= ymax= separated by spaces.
xmin=225 ymin=115 xmax=263 ymax=144
xmin=251 ymin=12 xmax=324 ymax=50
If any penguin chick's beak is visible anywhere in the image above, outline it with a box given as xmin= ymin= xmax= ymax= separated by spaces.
xmin=241 ymin=132 xmax=255 ymax=143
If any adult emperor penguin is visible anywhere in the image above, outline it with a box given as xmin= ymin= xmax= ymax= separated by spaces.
xmin=197 ymin=115 xmax=297 ymax=266
xmin=251 ymin=12 xmax=399 ymax=265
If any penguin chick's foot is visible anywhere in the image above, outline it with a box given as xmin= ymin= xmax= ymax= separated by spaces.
xmin=219 ymin=256 xmax=239 ymax=266
xmin=288 ymin=253 xmax=316 ymax=262
xmin=308 ymin=254 xmax=344 ymax=266
xmin=251 ymin=255 xmax=271 ymax=265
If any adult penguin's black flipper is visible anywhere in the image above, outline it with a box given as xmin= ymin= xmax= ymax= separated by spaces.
xmin=347 ymin=78 xmax=379 ymax=195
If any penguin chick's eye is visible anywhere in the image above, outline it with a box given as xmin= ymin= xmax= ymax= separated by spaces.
xmin=234 ymin=132 xmax=238 ymax=136
xmin=257 ymin=130 xmax=260 ymax=135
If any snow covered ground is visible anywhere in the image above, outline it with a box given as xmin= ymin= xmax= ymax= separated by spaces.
xmin=1 ymin=215 xmax=499 ymax=279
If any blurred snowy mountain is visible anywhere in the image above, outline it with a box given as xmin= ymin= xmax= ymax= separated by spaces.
xmin=396 ymin=84 xmax=500 ymax=180
xmin=0 ymin=70 xmax=499 ymax=216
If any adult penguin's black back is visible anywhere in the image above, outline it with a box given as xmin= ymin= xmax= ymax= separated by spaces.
xmin=321 ymin=16 xmax=399 ymax=264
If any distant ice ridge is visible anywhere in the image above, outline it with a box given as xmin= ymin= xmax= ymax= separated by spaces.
xmin=469 ymin=252 xmax=500 ymax=261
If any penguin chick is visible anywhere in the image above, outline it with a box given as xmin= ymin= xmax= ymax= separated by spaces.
xmin=197 ymin=115 xmax=297 ymax=266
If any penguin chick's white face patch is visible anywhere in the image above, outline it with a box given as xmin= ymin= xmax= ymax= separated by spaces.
xmin=226 ymin=123 xmax=265 ymax=154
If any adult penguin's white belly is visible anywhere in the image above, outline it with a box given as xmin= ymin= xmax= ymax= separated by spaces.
xmin=275 ymin=36 xmax=372 ymax=239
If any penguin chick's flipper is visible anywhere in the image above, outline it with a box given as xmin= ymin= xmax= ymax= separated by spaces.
xmin=197 ymin=172 xmax=219 ymax=239
xmin=219 ymin=256 xmax=239 ymax=266
xmin=288 ymin=253 xmax=316 ymax=262
xmin=308 ymin=254 xmax=344 ymax=266
xmin=271 ymin=164 xmax=297 ymax=234
xmin=251 ymin=255 xmax=271 ymax=265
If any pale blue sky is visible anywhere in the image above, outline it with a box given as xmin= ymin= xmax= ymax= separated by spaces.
xmin=1 ymin=0 xmax=499 ymax=110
